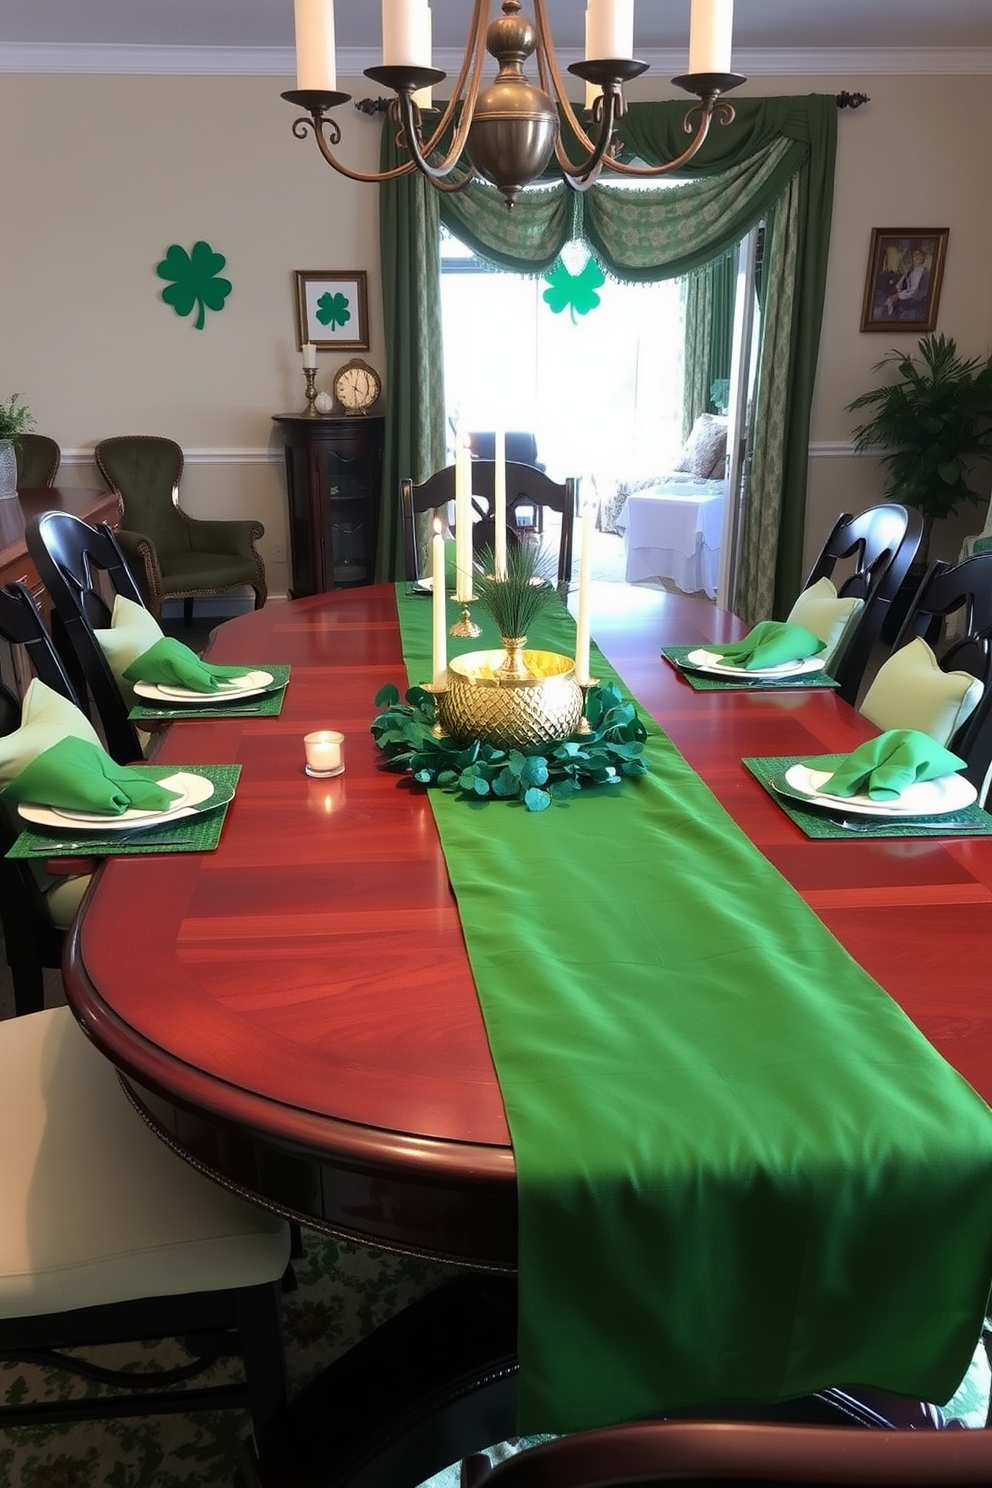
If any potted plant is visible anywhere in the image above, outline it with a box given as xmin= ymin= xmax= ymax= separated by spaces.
xmin=847 ymin=333 xmax=992 ymax=560
xmin=0 ymin=393 xmax=34 ymax=499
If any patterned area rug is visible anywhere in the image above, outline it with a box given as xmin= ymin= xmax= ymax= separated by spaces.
xmin=1 ymin=1228 xmax=989 ymax=1487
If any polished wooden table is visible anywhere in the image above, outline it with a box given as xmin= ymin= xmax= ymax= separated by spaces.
xmin=63 ymin=584 xmax=992 ymax=1486
xmin=4 ymin=487 xmax=118 ymax=596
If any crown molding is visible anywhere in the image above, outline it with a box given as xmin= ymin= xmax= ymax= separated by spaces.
xmin=2 ymin=42 xmax=991 ymax=78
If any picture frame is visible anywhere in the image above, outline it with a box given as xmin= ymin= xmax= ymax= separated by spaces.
xmin=294 ymin=270 xmax=370 ymax=350
xmin=860 ymin=228 xmax=948 ymax=333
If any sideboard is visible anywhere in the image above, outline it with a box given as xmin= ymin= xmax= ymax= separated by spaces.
xmin=273 ymin=415 xmax=384 ymax=596
xmin=5 ymin=487 xmax=119 ymax=600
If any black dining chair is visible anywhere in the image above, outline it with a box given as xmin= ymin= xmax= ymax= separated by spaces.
xmin=401 ymin=462 xmax=576 ymax=586
xmin=860 ymin=553 xmax=992 ymax=804
xmin=460 ymin=1415 xmax=988 ymax=1488
xmin=0 ymin=581 xmax=89 ymax=1017
xmin=797 ymin=503 xmax=924 ymax=706
xmin=24 ymin=510 xmax=147 ymax=764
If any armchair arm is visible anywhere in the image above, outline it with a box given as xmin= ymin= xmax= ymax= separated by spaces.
xmin=183 ymin=515 xmax=265 ymax=558
xmin=112 ymin=527 xmax=163 ymax=611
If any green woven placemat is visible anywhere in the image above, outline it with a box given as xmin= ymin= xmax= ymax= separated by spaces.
xmin=663 ymin=647 xmax=839 ymax=692
xmin=743 ymin=754 xmax=992 ymax=839
xmin=6 ymin=764 xmax=241 ymax=858
xmin=128 ymin=665 xmax=290 ymax=721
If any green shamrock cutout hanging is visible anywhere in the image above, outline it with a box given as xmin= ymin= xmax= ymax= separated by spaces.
xmin=156 ymin=241 xmax=232 ymax=330
xmin=316 ymin=291 xmax=352 ymax=331
xmin=542 ymin=258 xmax=605 ymax=323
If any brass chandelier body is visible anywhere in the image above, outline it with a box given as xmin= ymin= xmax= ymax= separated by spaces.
xmin=282 ymin=0 xmax=745 ymax=208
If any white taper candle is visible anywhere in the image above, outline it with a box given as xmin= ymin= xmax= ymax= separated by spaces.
xmin=294 ymin=0 xmax=337 ymax=91
xmin=585 ymin=0 xmax=634 ymax=61
xmin=493 ymin=428 xmax=507 ymax=578
xmin=574 ymin=504 xmax=593 ymax=688
xmin=689 ymin=0 xmax=734 ymax=74
xmin=431 ymin=519 xmax=447 ymax=686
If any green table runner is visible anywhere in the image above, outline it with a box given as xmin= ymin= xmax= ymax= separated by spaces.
xmin=393 ymin=586 xmax=992 ymax=1434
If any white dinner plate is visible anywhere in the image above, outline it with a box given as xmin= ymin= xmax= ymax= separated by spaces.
xmin=685 ymin=648 xmax=826 ymax=680
xmin=133 ymin=669 xmax=275 ymax=704
xmin=17 ymin=771 xmax=223 ymax=832
xmin=781 ymin=762 xmax=977 ymax=818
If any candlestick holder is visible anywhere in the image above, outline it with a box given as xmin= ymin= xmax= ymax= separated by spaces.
xmin=576 ymin=678 xmax=600 ymax=736
xmin=419 ymin=680 xmax=449 ymax=738
xmin=302 ymin=367 xmax=318 ymax=416
xmin=450 ymin=603 xmax=481 ymax=639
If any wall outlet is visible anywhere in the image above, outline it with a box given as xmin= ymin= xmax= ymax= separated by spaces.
xmin=272 ymin=543 xmax=285 ymax=562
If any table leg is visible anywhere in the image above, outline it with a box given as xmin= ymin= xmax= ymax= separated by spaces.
xmin=239 ymin=1273 xmax=519 ymax=1488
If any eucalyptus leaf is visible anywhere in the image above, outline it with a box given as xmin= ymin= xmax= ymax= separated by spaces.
xmin=524 ymin=787 xmax=552 ymax=811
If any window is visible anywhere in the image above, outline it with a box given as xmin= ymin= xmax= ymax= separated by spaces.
xmin=440 ymin=231 xmax=685 ymax=490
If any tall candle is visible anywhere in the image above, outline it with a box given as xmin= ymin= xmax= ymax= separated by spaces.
xmin=493 ymin=427 xmax=507 ymax=578
xmin=585 ymin=0 xmax=634 ymax=61
xmin=583 ymin=8 xmax=601 ymax=113
xmin=294 ymin=0 xmax=337 ymax=91
xmin=689 ymin=0 xmax=733 ymax=74
xmin=574 ymin=504 xmax=593 ymax=688
xmin=454 ymin=435 xmax=472 ymax=602
xmin=431 ymin=519 xmax=447 ymax=687
xmin=302 ymin=341 xmax=317 ymax=369
xmin=412 ymin=4 xmax=434 ymax=109
xmin=382 ymin=0 xmax=432 ymax=67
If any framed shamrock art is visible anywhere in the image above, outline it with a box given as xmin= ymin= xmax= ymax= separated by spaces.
xmin=294 ymin=270 xmax=370 ymax=351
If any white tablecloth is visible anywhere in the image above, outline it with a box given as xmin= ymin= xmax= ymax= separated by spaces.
xmin=615 ymin=480 xmax=725 ymax=598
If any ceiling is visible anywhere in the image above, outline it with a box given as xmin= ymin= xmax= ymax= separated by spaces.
xmin=1 ymin=1 xmax=990 ymax=71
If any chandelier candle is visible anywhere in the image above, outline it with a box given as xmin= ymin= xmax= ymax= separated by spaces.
xmin=690 ymin=0 xmax=734 ymax=74
xmin=294 ymin=0 xmax=336 ymax=91
xmin=585 ymin=0 xmax=634 ymax=62
xmin=382 ymin=0 xmax=432 ymax=67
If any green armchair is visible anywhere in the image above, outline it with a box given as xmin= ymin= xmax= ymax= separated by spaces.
xmin=15 ymin=433 xmax=60 ymax=488
xmin=94 ymin=435 xmax=266 ymax=622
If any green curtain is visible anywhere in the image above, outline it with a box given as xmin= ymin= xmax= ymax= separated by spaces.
xmin=682 ymin=249 xmax=736 ymax=436
xmin=375 ymin=124 xmax=447 ymax=582
xmin=379 ymin=96 xmax=836 ymax=616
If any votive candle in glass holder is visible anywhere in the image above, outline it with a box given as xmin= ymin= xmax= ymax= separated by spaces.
xmin=304 ymin=729 xmax=345 ymax=777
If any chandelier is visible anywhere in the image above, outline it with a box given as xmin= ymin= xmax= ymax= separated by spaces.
xmin=283 ymin=0 xmax=745 ymax=208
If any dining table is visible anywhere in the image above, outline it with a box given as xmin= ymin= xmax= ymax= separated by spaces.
xmin=61 ymin=581 xmax=992 ymax=1488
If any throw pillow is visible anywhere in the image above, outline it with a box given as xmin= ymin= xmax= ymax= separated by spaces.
xmin=673 ymin=414 xmax=728 ymax=480
xmin=94 ymin=595 xmax=164 ymax=705
xmin=860 ymin=637 xmax=984 ymax=747
xmin=0 ymin=679 xmax=101 ymax=787
xmin=787 ymin=578 xmax=864 ymax=670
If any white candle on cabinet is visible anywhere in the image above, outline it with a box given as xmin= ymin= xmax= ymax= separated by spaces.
xmin=585 ymin=0 xmax=634 ymax=61
xmin=302 ymin=341 xmax=317 ymax=369
xmin=294 ymin=0 xmax=337 ymax=91
xmin=574 ymin=505 xmax=593 ymax=688
xmin=689 ymin=0 xmax=733 ymax=74
xmin=493 ymin=427 xmax=507 ymax=578
xmin=431 ymin=520 xmax=447 ymax=686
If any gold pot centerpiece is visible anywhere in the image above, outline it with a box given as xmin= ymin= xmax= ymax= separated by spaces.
xmin=440 ymin=641 xmax=582 ymax=749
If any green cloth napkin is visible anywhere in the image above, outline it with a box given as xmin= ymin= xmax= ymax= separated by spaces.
xmin=704 ymin=620 xmax=825 ymax=670
xmin=822 ymin=729 xmax=966 ymax=801
xmin=123 ymin=637 xmax=255 ymax=693
xmin=0 ymin=736 xmax=179 ymax=816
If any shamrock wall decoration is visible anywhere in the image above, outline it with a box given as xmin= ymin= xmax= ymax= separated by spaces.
xmin=542 ymin=257 xmax=606 ymax=323
xmin=156 ymin=241 xmax=232 ymax=330
xmin=316 ymin=291 xmax=352 ymax=331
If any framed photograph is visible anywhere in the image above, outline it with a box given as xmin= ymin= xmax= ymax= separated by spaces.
xmin=860 ymin=228 xmax=948 ymax=332
xmin=294 ymin=270 xmax=369 ymax=350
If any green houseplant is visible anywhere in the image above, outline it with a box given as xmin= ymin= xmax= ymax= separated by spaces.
xmin=0 ymin=393 xmax=34 ymax=499
xmin=847 ymin=334 xmax=992 ymax=557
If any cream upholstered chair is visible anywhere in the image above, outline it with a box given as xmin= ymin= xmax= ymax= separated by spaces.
xmin=793 ymin=504 xmax=924 ymax=705
xmin=0 ymin=1006 xmax=290 ymax=1431
xmin=859 ymin=554 xmax=992 ymax=803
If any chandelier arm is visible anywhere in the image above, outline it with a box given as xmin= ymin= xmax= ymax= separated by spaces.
xmin=552 ymin=91 xmax=624 ymax=191
xmin=594 ymin=99 xmax=736 ymax=178
xmin=289 ymin=111 xmax=419 ymax=182
xmin=417 ymin=0 xmax=491 ymax=160
xmin=531 ymin=0 xmax=599 ymax=158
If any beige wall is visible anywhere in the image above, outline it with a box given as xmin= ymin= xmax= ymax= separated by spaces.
xmin=2 ymin=68 xmax=991 ymax=595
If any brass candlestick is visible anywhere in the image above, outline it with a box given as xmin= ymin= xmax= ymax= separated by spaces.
xmin=450 ymin=602 xmax=481 ymax=639
xmin=419 ymin=680 xmax=449 ymax=738
xmin=302 ymin=367 xmax=318 ymax=416
xmin=577 ymin=678 xmax=600 ymax=736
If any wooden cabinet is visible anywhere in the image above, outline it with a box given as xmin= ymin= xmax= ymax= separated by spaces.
xmin=273 ymin=415 xmax=384 ymax=597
